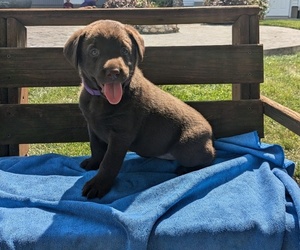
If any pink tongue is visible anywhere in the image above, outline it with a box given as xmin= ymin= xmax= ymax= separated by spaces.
xmin=103 ymin=83 xmax=123 ymax=105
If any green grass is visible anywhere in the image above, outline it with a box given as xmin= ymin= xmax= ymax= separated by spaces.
xmin=28 ymin=19 xmax=300 ymax=181
xmin=262 ymin=53 xmax=300 ymax=182
xmin=259 ymin=19 xmax=300 ymax=183
xmin=260 ymin=19 xmax=300 ymax=30
xmin=29 ymin=86 xmax=80 ymax=104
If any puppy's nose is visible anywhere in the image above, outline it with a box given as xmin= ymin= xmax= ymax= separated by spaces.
xmin=105 ymin=68 xmax=120 ymax=80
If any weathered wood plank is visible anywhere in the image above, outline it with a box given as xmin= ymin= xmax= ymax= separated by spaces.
xmin=0 ymin=45 xmax=263 ymax=87
xmin=232 ymin=14 xmax=260 ymax=100
xmin=232 ymin=14 xmax=249 ymax=45
xmin=1 ymin=18 xmax=29 ymax=156
xmin=143 ymin=45 xmax=263 ymax=85
xmin=0 ymin=104 xmax=89 ymax=145
xmin=188 ymin=100 xmax=263 ymax=138
xmin=7 ymin=18 xmax=27 ymax=47
xmin=0 ymin=18 xmax=6 ymax=47
xmin=249 ymin=14 xmax=260 ymax=44
xmin=0 ymin=18 xmax=8 ymax=156
xmin=0 ymin=100 xmax=263 ymax=145
xmin=262 ymin=96 xmax=300 ymax=136
xmin=0 ymin=7 xmax=261 ymax=26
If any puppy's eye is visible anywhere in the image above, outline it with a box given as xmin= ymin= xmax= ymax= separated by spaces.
xmin=120 ymin=47 xmax=130 ymax=56
xmin=89 ymin=48 xmax=100 ymax=57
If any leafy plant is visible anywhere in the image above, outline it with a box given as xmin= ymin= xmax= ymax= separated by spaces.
xmin=151 ymin=0 xmax=173 ymax=7
xmin=102 ymin=0 xmax=146 ymax=8
xmin=102 ymin=0 xmax=181 ymax=8
xmin=204 ymin=0 xmax=269 ymax=19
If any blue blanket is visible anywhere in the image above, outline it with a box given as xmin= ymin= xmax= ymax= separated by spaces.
xmin=0 ymin=131 xmax=299 ymax=250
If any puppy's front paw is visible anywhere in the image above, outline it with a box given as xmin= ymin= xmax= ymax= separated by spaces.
xmin=80 ymin=158 xmax=100 ymax=171
xmin=82 ymin=175 xmax=113 ymax=199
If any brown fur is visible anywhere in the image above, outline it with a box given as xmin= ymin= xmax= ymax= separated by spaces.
xmin=64 ymin=20 xmax=215 ymax=199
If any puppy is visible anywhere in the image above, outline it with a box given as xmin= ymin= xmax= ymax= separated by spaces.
xmin=64 ymin=20 xmax=215 ymax=199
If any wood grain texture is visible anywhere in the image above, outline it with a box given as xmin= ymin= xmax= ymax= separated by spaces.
xmin=0 ymin=104 xmax=88 ymax=145
xmin=0 ymin=7 xmax=261 ymax=26
xmin=1 ymin=18 xmax=28 ymax=156
xmin=249 ymin=15 xmax=260 ymax=44
xmin=0 ymin=45 xmax=263 ymax=87
xmin=232 ymin=14 xmax=260 ymax=100
xmin=0 ymin=18 xmax=6 ymax=47
xmin=7 ymin=18 xmax=27 ymax=47
xmin=0 ymin=100 xmax=263 ymax=145
xmin=262 ymin=96 xmax=300 ymax=136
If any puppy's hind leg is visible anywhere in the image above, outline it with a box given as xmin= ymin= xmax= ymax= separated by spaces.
xmin=172 ymin=138 xmax=215 ymax=175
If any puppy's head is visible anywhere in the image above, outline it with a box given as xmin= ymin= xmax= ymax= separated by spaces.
xmin=64 ymin=20 xmax=145 ymax=105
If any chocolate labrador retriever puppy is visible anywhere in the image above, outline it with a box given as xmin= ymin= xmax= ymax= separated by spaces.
xmin=64 ymin=20 xmax=215 ymax=199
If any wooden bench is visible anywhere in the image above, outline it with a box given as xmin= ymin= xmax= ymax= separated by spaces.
xmin=0 ymin=6 xmax=299 ymax=157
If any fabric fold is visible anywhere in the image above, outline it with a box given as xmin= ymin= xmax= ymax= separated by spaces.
xmin=0 ymin=131 xmax=298 ymax=250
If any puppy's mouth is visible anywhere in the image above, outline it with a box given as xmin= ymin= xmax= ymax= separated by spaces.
xmin=100 ymin=82 xmax=123 ymax=105
xmin=83 ymin=68 xmax=133 ymax=105
xmin=83 ymin=78 xmax=125 ymax=105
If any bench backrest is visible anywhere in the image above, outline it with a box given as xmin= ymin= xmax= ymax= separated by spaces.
xmin=0 ymin=6 xmax=264 ymax=156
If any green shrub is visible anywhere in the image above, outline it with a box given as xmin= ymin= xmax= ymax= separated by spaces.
xmin=151 ymin=0 xmax=173 ymax=6
xmin=102 ymin=0 xmax=136 ymax=8
xmin=102 ymin=0 xmax=182 ymax=7
xmin=204 ymin=0 xmax=269 ymax=19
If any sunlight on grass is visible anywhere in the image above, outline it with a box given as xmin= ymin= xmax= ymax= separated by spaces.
xmin=260 ymin=19 xmax=300 ymax=30
xmin=160 ymin=84 xmax=231 ymax=101
xmin=262 ymin=54 xmax=300 ymax=180
xmin=262 ymin=53 xmax=300 ymax=110
xmin=29 ymin=142 xmax=90 ymax=156
xmin=29 ymin=86 xmax=81 ymax=104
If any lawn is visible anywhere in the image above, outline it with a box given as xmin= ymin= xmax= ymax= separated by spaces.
xmin=260 ymin=19 xmax=300 ymax=30
xmin=28 ymin=19 xmax=300 ymax=182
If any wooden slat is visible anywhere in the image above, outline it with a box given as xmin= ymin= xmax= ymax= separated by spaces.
xmin=0 ymin=45 xmax=263 ymax=88
xmin=7 ymin=18 xmax=27 ymax=47
xmin=1 ymin=18 xmax=29 ymax=156
xmin=232 ymin=15 xmax=249 ymax=45
xmin=0 ymin=104 xmax=89 ymax=145
xmin=0 ymin=6 xmax=261 ymax=26
xmin=0 ymin=18 xmax=8 ymax=156
xmin=249 ymin=14 xmax=259 ymax=44
xmin=262 ymin=96 xmax=300 ymax=136
xmin=188 ymin=100 xmax=263 ymax=138
xmin=0 ymin=18 xmax=6 ymax=47
xmin=232 ymin=14 xmax=260 ymax=100
xmin=0 ymin=47 xmax=80 ymax=87
xmin=143 ymin=45 xmax=263 ymax=85
xmin=0 ymin=17 xmax=8 ymax=156
xmin=0 ymin=100 xmax=263 ymax=145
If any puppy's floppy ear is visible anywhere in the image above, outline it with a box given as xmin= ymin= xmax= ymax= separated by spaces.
xmin=125 ymin=25 xmax=145 ymax=62
xmin=63 ymin=29 xmax=85 ymax=68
